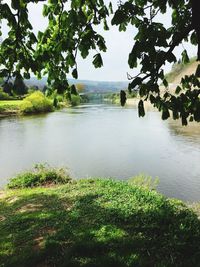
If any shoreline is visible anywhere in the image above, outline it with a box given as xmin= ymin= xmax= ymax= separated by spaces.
xmin=125 ymin=97 xmax=156 ymax=111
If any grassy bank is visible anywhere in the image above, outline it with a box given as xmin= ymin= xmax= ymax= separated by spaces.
xmin=0 ymin=92 xmax=54 ymax=117
xmin=0 ymin=169 xmax=200 ymax=267
xmin=0 ymin=100 xmax=22 ymax=116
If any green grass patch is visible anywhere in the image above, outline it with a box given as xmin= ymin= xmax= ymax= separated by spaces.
xmin=0 ymin=100 xmax=22 ymax=109
xmin=1 ymin=174 xmax=200 ymax=267
xmin=0 ymin=100 xmax=22 ymax=114
xmin=7 ymin=164 xmax=71 ymax=189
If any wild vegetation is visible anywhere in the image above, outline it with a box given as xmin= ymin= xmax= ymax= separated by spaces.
xmin=0 ymin=76 xmax=84 ymax=115
xmin=0 ymin=91 xmax=54 ymax=116
xmin=20 ymin=91 xmax=53 ymax=114
xmin=0 ymin=99 xmax=22 ymax=115
xmin=1 ymin=169 xmax=200 ymax=267
xmin=7 ymin=164 xmax=71 ymax=189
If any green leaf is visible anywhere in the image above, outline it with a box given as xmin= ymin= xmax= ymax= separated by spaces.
xmin=181 ymin=115 xmax=188 ymax=126
xmin=181 ymin=50 xmax=189 ymax=64
xmin=128 ymin=50 xmax=137 ymax=68
xmin=103 ymin=20 xmax=109 ymax=31
xmin=72 ymin=68 xmax=78 ymax=79
xmin=163 ymin=79 xmax=168 ymax=88
xmin=23 ymin=72 xmax=30 ymax=79
xmin=109 ymin=2 xmax=113 ymax=14
xmin=162 ymin=108 xmax=170 ymax=120
xmin=92 ymin=53 xmax=103 ymax=68
xmin=138 ymin=100 xmax=145 ymax=117
xmin=111 ymin=10 xmax=126 ymax=25
xmin=120 ymin=90 xmax=126 ymax=106
xmin=175 ymin=86 xmax=182 ymax=95
xmin=172 ymin=109 xmax=179 ymax=120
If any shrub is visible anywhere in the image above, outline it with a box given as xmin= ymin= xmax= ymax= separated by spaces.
xmin=128 ymin=173 xmax=159 ymax=190
xmin=71 ymin=94 xmax=81 ymax=106
xmin=20 ymin=91 xmax=53 ymax=114
xmin=56 ymin=94 xmax=64 ymax=102
xmin=20 ymin=100 xmax=34 ymax=113
xmin=7 ymin=164 xmax=71 ymax=189
xmin=0 ymin=88 xmax=12 ymax=100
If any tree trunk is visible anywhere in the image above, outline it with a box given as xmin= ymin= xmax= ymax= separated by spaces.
xmin=192 ymin=0 xmax=200 ymax=60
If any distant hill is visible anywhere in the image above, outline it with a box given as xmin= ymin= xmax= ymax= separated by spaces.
xmin=25 ymin=77 xmax=128 ymax=93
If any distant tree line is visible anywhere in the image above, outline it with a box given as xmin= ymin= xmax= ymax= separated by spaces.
xmin=1 ymin=76 xmax=28 ymax=97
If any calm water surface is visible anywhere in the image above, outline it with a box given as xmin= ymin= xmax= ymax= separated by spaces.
xmin=0 ymin=104 xmax=200 ymax=201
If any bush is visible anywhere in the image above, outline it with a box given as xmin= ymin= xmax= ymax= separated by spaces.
xmin=7 ymin=164 xmax=71 ymax=189
xmin=128 ymin=173 xmax=159 ymax=190
xmin=56 ymin=94 xmax=64 ymax=102
xmin=0 ymin=88 xmax=12 ymax=100
xmin=20 ymin=91 xmax=53 ymax=114
xmin=71 ymin=94 xmax=81 ymax=106
xmin=20 ymin=100 xmax=33 ymax=113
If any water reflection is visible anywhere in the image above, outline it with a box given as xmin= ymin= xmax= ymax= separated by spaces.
xmin=168 ymin=119 xmax=200 ymax=144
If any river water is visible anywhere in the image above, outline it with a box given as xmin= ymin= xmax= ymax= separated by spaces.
xmin=0 ymin=104 xmax=200 ymax=201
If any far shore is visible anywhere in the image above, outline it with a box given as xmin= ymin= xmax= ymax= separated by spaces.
xmin=125 ymin=97 xmax=156 ymax=111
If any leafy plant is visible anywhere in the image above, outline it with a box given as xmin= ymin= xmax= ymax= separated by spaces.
xmin=128 ymin=174 xmax=159 ymax=190
xmin=71 ymin=94 xmax=81 ymax=106
xmin=7 ymin=164 xmax=71 ymax=189
xmin=20 ymin=91 xmax=53 ymax=114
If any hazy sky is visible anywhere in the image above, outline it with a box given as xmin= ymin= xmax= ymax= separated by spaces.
xmin=1 ymin=1 xmax=197 ymax=81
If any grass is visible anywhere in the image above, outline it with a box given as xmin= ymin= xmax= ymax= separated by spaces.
xmin=0 ymin=100 xmax=23 ymax=115
xmin=0 ymin=100 xmax=22 ymax=110
xmin=0 ymin=100 xmax=22 ymax=106
xmin=1 ymin=172 xmax=200 ymax=267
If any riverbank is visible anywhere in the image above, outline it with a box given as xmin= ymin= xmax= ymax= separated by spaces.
xmin=125 ymin=97 xmax=156 ymax=111
xmin=108 ymin=95 xmax=157 ymax=111
xmin=0 ymin=168 xmax=200 ymax=267
xmin=0 ymin=92 xmax=55 ymax=118
xmin=0 ymin=100 xmax=22 ymax=117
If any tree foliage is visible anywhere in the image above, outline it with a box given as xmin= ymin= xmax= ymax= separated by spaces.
xmin=13 ymin=75 xmax=28 ymax=95
xmin=0 ymin=0 xmax=200 ymax=124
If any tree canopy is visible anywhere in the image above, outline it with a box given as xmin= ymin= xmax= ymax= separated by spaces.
xmin=0 ymin=0 xmax=200 ymax=124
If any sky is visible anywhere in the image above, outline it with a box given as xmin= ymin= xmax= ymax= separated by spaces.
xmin=1 ymin=1 xmax=198 ymax=81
